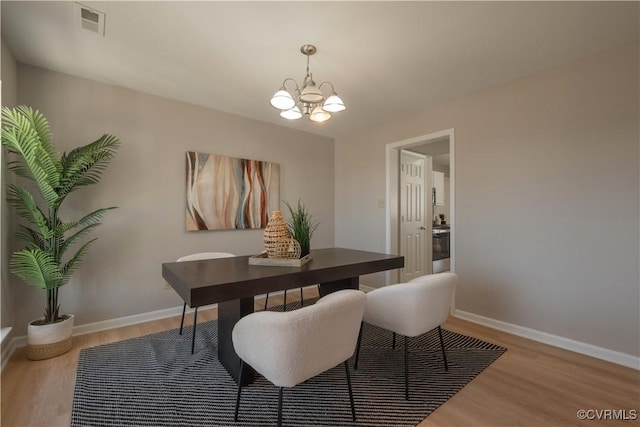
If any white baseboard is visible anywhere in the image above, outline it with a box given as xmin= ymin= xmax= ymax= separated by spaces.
xmin=1 ymin=327 xmax=12 ymax=344
xmin=74 ymin=305 xmax=192 ymax=336
xmin=13 ymin=293 xmax=633 ymax=374
xmin=1 ymin=346 xmax=12 ymax=372
xmin=454 ymin=309 xmax=639 ymax=370
xmin=4 ymin=304 xmax=194 ymax=365
xmin=1 ymin=327 xmax=14 ymax=372
xmin=1 ymin=287 xmax=314 ymax=369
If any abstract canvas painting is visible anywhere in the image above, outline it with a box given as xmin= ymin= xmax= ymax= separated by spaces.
xmin=185 ymin=151 xmax=280 ymax=230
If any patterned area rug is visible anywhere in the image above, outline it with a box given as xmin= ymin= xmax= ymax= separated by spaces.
xmin=71 ymin=303 xmax=506 ymax=427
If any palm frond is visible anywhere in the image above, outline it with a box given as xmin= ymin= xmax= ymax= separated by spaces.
xmin=6 ymin=159 xmax=38 ymax=181
xmin=58 ymin=134 xmax=120 ymax=199
xmin=15 ymin=225 xmax=46 ymax=250
xmin=16 ymin=106 xmax=56 ymax=160
xmin=58 ymin=224 xmax=100 ymax=258
xmin=6 ymin=184 xmax=53 ymax=239
xmin=53 ymin=207 xmax=117 ymax=237
xmin=77 ymin=206 xmax=117 ymax=225
xmin=3 ymin=125 xmax=55 ymax=189
xmin=1 ymin=106 xmax=61 ymax=207
xmin=9 ymin=249 xmax=63 ymax=290
xmin=60 ymin=239 xmax=96 ymax=282
xmin=3 ymin=106 xmax=59 ymax=171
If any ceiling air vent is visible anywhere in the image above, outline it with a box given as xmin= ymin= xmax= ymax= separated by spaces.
xmin=75 ymin=3 xmax=106 ymax=36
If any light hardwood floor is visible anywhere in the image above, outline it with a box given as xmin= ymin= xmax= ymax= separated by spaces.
xmin=2 ymin=289 xmax=638 ymax=427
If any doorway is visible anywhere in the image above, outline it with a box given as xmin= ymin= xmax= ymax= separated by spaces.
xmin=385 ymin=129 xmax=455 ymax=285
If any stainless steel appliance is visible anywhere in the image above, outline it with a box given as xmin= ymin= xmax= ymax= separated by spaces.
xmin=432 ymin=227 xmax=450 ymax=273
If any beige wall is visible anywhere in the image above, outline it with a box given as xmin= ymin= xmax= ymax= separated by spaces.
xmin=1 ymin=39 xmax=18 ymax=332
xmin=1 ymin=39 xmax=18 ymax=107
xmin=335 ymin=43 xmax=639 ymax=356
xmin=12 ymin=64 xmax=334 ymax=335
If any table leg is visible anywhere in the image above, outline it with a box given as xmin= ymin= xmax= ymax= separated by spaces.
xmin=318 ymin=277 xmax=359 ymax=297
xmin=218 ymin=297 xmax=255 ymax=385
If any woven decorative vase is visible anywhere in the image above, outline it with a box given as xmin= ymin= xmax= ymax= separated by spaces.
xmin=274 ymin=239 xmax=302 ymax=259
xmin=263 ymin=210 xmax=291 ymax=258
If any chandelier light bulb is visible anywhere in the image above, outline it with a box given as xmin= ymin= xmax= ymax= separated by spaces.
xmin=309 ymin=105 xmax=331 ymax=123
xmin=280 ymin=106 xmax=302 ymax=120
xmin=322 ymin=94 xmax=346 ymax=113
xmin=270 ymin=89 xmax=295 ymax=110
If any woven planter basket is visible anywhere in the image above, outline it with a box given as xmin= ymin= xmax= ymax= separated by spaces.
xmin=27 ymin=337 xmax=72 ymax=360
xmin=27 ymin=314 xmax=74 ymax=360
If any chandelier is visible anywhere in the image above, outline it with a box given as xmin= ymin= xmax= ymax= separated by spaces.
xmin=269 ymin=44 xmax=345 ymax=123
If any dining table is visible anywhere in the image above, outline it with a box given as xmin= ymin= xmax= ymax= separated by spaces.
xmin=162 ymin=247 xmax=404 ymax=385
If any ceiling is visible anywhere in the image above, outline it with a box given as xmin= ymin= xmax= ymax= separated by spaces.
xmin=2 ymin=1 xmax=638 ymax=139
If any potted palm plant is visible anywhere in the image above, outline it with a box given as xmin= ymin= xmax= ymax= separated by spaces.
xmin=1 ymin=106 xmax=120 ymax=360
xmin=283 ymin=199 xmax=319 ymax=258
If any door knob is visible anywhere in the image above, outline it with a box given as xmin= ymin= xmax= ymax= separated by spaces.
xmin=419 ymin=226 xmax=427 ymax=230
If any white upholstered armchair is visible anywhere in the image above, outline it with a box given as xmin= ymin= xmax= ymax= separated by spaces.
xmin=232 ymin=289 xmax=366 ymax=426
xmin=354 ymin=272 xmax=458 ymax=399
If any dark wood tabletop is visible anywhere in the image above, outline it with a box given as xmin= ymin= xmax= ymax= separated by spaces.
xmin=162 ymin=247 xmax=404 ymax=308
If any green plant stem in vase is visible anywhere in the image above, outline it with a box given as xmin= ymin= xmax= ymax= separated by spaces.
xmin=283 ymin=199 xmax=319 ymax=258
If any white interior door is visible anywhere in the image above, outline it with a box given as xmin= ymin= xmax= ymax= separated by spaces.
xmin=399 ymin=150 xmax=432 ymax=282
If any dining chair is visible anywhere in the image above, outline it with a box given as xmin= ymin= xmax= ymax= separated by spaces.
xmin=233 ymin=289 xmax=366 ymax=426
xmin=176 ymin=252 xmax=235 ymax=354
xmin=263 ymin=284 xmax=320 ymax=312
xmin=354 ymin=272 xmax=458 ymax=399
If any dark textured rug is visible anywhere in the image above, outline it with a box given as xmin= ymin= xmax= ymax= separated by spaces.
xmin=71 ymin=303 xmax=506 ymax=427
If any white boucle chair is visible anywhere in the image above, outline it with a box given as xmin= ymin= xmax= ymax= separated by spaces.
xmin=176 ymin=252 xmax=235 ymax=354
xmin=232 ymin=289 xmax=366 ymax=426
xmin=354 ymin=272 xmax=458 ymax=400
